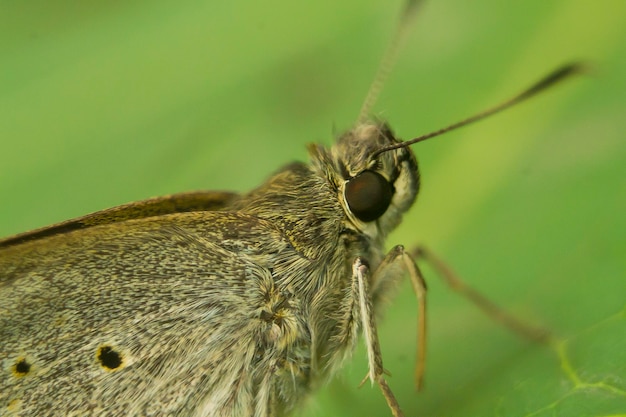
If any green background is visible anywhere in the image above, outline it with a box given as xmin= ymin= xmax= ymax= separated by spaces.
xmin=1 ymin=0 xmax=625 ymax=416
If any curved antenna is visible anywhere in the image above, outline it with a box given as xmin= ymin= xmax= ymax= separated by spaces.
xmin=357 ymin=0 xmax=423 ymax=123
xmin=372 ymin=62 xmax=587 ymax=157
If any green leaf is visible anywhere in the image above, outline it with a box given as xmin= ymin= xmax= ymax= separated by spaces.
xmin=1 ymin=1 xmax=624 ymax=416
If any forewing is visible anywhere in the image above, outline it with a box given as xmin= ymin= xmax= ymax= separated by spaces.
xmin=0 ymin=209 xmax=288 ymax=416
xmin=0 ymin=190 xmax=239 ymax=248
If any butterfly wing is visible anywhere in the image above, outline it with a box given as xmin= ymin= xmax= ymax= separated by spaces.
xmin=0 ymin=190 xmax=239 ymax=248
xmin=0 ymin=204 xmax=301 ymax=416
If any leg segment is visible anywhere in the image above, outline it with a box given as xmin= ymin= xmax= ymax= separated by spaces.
xmin=412 ymin=246 xmax=549 ymax=343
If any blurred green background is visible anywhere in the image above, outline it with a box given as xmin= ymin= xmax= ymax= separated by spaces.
xmin=1 ymin=0 xmax=625 ymax=416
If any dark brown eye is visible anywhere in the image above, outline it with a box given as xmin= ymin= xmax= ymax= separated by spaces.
xmin=345 ymin=170 xmax=393 ymax=222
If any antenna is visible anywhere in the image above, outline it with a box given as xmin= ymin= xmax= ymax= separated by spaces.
xmin=373 ymin=62 xmax=587 ymax=157
xmin=357 ymin=0 xmax=423 ymax=123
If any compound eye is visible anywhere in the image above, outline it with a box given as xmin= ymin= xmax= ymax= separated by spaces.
xmin=344 ymin=170 xmax=393 ymax=222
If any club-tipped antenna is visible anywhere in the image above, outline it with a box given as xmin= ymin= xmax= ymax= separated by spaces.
xmin=373 ymin=62 xmax=587 ymax=157
xmin=357 ymin=0 xmax=423 ymax=123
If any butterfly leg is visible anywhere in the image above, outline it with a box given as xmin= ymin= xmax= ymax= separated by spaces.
xmin=368 ymin=245 xmax=428 ymax=390
xmin=353 ymin=257 xmax=403 ymax=417
xmin=354 ymin=246 xmax=427 ymax=417
xmin=412 ymin=246 xmax=550 ymax=343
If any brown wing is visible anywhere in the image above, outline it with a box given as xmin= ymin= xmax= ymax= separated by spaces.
xmin=0 ymin=190 xmax=239 ymax=249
